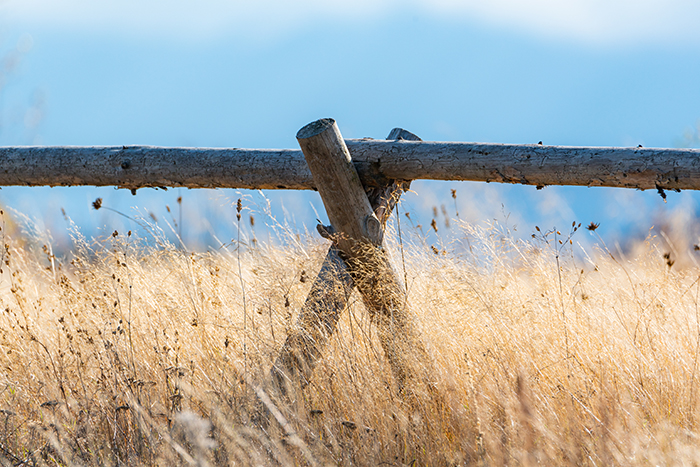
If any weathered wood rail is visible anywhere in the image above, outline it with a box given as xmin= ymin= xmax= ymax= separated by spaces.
xmin=1 ymin=142 xmax=699 ymax=191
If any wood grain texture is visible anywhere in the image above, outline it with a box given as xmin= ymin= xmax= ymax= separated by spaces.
xmin=365 ymin=128 xmax=421 ymax=227
xmin=269 ymin=244 xmax=354 ymax=394
xmin=296 ymin=119 xmax=382 ymax=249
xmin=0 ymin=146 xmax=312 ymax=190
xmin=297 ymin=119 xmax=433 ymax=396
xmin=346 ymin=141 xmax=700 ymax=190
xmin=269 ymin=129 xmax=421 ymax=397
xmin=2 ymin=142 xmax=699 ymax=190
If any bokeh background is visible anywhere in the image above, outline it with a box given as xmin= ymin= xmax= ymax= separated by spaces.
xmin=1 ymin=0 xmax=700 ymax=252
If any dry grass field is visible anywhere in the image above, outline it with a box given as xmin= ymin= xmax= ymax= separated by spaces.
xmin=0 ymin=202 xmax=699 ymax=466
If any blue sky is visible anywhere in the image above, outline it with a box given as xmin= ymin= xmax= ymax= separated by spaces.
xmin=1 ymin=0 xmax=700 ymax=252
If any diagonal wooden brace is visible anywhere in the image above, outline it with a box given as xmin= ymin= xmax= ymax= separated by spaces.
xmin=269 ymin=243 xmax=354 ymax=395
xmin=270 ymin=119 xmax=429 ymax=398
xmin=269 ymin=127 xmax=418 ymax=395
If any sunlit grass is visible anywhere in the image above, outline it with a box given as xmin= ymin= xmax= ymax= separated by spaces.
xmin=0 ymin=203 xmax=698 ymax=466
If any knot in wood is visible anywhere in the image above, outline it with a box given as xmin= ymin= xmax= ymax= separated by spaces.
xmin=364 ymin=214 xmax=383 ymax=245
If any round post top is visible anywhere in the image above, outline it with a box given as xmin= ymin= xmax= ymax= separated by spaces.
xmin=296 ymin=118 xmax=336 ymax=140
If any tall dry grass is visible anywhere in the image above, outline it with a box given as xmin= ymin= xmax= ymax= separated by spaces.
xmin=0 ymin=205 xmax=699 ymax=466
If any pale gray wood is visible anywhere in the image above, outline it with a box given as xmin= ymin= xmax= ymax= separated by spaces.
xmin=2 ymin=142 xmax=699 ymax=191
xmin=269 ymin=129 xmax=421 ymax=397
xmin=296 ymin=118 xmax=433 ymax=395
xmin=269 ymin=244 xmax=353 ymax=396
xmin=345 ymin=140 xmax=700 ymax=191
xmin=365 ymin=128 xmax=422 ymax=226
xmin=297 ymin=119 xmax=383 ymax=249
xmin=0 ymin=146 xmax=312 ymax=190
xmin=386 ymin=128 xmax=421 ymax=141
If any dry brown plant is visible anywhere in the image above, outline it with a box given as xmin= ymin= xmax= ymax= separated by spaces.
xmin=0 ymin=207 xmax=698 ymax=466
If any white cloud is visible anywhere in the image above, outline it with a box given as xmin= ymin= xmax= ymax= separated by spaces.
xmin=1 ymin=0 xmax=395 ymax=41
xmin=2 ymin=0 xmax=699 ymax=45
xmin=425 ymin=0 xmax=700 ymax=45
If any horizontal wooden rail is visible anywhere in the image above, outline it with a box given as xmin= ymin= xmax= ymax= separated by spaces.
xmin=1 ymin=142 xmax=699 ymax=191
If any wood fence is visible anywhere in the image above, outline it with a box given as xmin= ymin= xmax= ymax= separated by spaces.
xmin=3 ymin=118 xmax=698 ymax=413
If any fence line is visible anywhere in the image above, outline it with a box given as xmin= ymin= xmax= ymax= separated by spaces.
xmin=6 ymin=118 xmax=696 ymax=415
xmin=1 ymin=141 xmax=699 ymax=191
